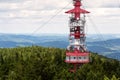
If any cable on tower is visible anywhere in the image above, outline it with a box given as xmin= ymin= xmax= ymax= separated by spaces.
xmin=31 ymin=1 xmax=72 ymax=35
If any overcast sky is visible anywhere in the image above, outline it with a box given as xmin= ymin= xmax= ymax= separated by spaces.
xmin=0 ymin=0 xmax=120 ymax=34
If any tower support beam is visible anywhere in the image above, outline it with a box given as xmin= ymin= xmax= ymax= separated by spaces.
xmin=65 ymin=0 xmax=90 ymax=72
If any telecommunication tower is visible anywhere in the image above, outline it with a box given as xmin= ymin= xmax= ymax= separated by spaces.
xmin=65 ymin=0 xmax=90 ymax=73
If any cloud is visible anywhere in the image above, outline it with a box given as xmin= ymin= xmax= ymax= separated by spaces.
xmin=83 ymin=0 xmax=120 ymax=8
xmin=0 ymin=0 xmax=26 ymax=3
xmin=0 ymin=0 xmax=119 ymax=34
xmin=0 ymin=0 xmax=69 ymax=19
xmin=87 ymin=8 xmax=120 ymax=17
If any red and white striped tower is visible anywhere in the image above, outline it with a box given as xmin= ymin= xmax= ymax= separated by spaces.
xmin=65 ymin=0 xmax=90 ymax=73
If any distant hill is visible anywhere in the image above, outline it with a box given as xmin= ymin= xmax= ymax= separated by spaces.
xmin=0 ymin=46 xmax=119 ymax=80
xmin=0 ymin=34 xmax=120 ymax=60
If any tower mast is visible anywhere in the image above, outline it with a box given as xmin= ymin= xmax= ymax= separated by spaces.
xmin=65 ymin=0 xmax=90 ymax=73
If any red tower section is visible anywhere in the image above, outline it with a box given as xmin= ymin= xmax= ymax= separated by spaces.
xmin=65 ymin=0 xmax=90 ymax=73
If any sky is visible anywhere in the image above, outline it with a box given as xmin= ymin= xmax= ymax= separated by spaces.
xmin=0 ymin=0 xmax=120 ymax=34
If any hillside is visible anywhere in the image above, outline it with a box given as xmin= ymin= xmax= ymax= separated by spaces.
xmin=0 ymin=46 xmax=120 ymax=80
xmin=0 ymin=34 xmax=120 ymax=60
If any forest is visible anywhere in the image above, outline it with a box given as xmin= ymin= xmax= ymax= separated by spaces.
xmin=0 ymin=46 xmax=120 ymax=80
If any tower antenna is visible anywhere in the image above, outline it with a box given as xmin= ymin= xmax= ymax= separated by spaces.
xmin=65 ymin=0 xmax=90 ymax=73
